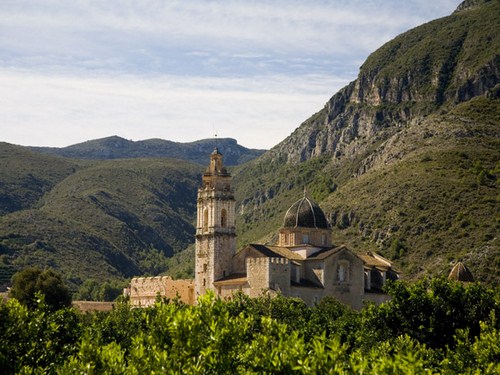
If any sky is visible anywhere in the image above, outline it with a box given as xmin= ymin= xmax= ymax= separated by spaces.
xmin=0 ymin=0 xmax=459 ymax=150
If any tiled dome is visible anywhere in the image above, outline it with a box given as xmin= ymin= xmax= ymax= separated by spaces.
xmin=448 ymin=262 xmax=474 ymax=282
xmin=283 ymin=196 xmax=329 ymax=229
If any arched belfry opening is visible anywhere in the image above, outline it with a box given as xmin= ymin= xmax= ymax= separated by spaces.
xmin=203 ymin=208 xmax=209 ymax=232
xmin=221 ymin=208 xmax=227 ymax=228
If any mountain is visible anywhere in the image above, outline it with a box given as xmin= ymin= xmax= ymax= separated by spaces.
xmin=0 ymin=143 xmax=202 ymax=289
xmin=233 ymin=0 xmax=499 ymax=286
xmin=30 ymin=136 xmax=265 ymax=166
xmin=1 ymin=0 xmax=498 ymax=291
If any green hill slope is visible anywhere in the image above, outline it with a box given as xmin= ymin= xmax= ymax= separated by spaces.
xmin=0 ymin=145 xmax=201 ymax=290
xmin=322 ymin=96 xmax=499 ymax=285
xmin=0 ymin=143 xmax=83 ymax=215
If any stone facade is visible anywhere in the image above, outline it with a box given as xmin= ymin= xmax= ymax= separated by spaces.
xmin=127 ymin=276 xmax=194 ymax=306
xmin=195 ymin=149 xmax=236 ymax=297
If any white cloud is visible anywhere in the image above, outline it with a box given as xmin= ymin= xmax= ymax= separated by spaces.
xmin=0 ymin=0 xmax=460 ymax=149
xmin=0 ymin=0 xmax=459 ymax=68
xmin=0 ymin=69 xmax=350 ymax=149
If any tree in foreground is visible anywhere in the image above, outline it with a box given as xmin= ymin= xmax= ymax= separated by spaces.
xmin=9 ymin=267 xmax=72 ymax=310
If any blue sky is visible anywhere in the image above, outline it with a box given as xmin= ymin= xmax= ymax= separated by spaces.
xmin=0 ymin=0 xmax=459 ymax=149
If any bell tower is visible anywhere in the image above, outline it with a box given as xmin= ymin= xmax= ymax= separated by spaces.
xmin=195 ymin=148 xmax=236 ymax=297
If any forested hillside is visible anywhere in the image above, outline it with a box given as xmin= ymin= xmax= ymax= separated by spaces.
xmin=0 ymin=143 xmax=202 ymax=291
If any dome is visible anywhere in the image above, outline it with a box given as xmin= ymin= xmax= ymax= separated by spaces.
xmin=448 ymin=262 xmax=474 ymax=282
xmin=283 ymin=195 xmax=329 ymax=229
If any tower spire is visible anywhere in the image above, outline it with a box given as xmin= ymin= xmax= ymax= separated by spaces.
xmin=213 ymin=125 xmax=218 ymax=151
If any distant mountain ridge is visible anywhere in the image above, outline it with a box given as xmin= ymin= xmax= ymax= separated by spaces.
xmin=30 ymin=136 xmax=265 ymax=166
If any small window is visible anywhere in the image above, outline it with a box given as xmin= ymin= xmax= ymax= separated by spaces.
xmin=321 ymin=234 xmax=327 ymax=245
xmin=302 ymin=234 xmax=309 ymax=244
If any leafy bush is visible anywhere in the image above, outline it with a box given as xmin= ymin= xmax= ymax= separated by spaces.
xmin=0 ymin=279 xmax=498 ymax=374
xmin=9 ymin=267 xmax=72 ymax=310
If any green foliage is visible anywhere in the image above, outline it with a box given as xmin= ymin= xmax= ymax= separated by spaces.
xmin=389 ymin=237 xmax=407 ymax=260
xmin=441 ymin=312 xmax=500 ymax=374
xmin=9 ymin=267 xmax=72 ymax=310
xmin=0 ymin=280 xmax=498 ymax=374
xmin=358 ymin=278 xmax=498 ymax=350
xmin=0 ymin=296 xmax=81 ymax=374
xmin=74 ymin=279 xmax=126 ymax=302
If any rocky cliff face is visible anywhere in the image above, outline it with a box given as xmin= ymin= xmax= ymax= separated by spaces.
xmin=266 ymin=0 xmax=499 ymax=167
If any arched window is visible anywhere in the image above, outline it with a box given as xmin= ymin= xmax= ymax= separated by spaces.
xmin=337 ymin=260 xmax=349 ymax=283
xmin=338 ymin=264 xmax=346 ymax=282
xmin=221 ymin=209 xmax=227 ymax=228
xmin=203 ymin=208 xmax=209 ymax=231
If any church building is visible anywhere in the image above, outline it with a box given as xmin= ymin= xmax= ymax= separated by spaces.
xmin=194 ymin=148 xmax=398 ymax=309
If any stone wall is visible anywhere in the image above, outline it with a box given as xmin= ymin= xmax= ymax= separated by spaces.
xmin=246 ymin=257 xmax=270 ymax=297
xmin=363 ymin=292 xmax=391 ymax=305
xmin=322 ymin=250 xmax=366 ymax=310
xmin=278 ymin=227 xmax=331 ymax=248
xmin=72 ymin=301 xmax=115 ymax=312
xmin=129 ymin=276 xmax=195 ymax=306
xmin=290 ymin=286 xmax=323 ymax=306
xmin=246 ymin=257 xmax=290 ymax=297
xmin=268 ymin=258 xmax=290 ymax=295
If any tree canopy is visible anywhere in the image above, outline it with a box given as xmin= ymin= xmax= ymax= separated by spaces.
xmin=9 ymin=267 xmax=72 ymax=310
xmin=0 ymin=277 xmax=498 ymax=374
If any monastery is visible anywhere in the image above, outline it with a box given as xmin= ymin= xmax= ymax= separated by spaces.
xmin=128 ymin=149 xmax=398 ymax=309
